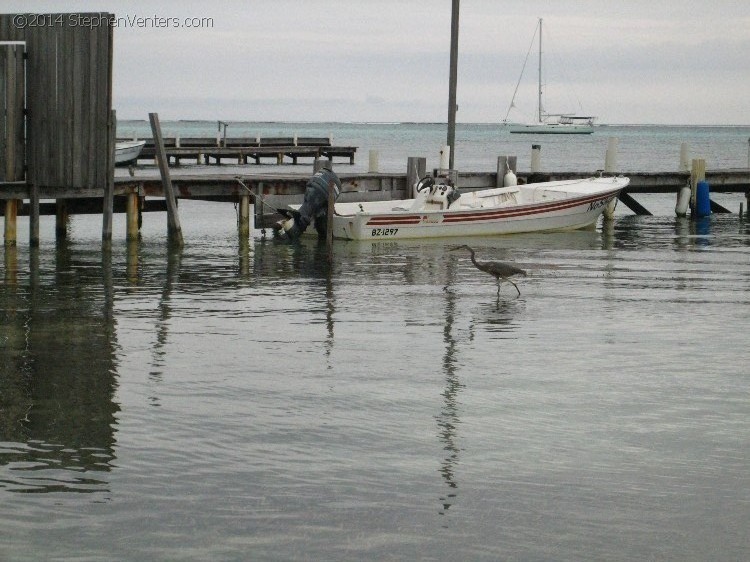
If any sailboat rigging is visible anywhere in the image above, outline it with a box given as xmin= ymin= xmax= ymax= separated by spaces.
xmin=503 ymin=18 xmax=596 ymax=134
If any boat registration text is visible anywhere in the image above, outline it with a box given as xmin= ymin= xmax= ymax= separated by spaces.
xmin=371 ymin=228 xmax=399 ymax=237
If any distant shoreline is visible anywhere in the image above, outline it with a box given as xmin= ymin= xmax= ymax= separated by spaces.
xmin=116 ymin=120 xmax=750 ymax=128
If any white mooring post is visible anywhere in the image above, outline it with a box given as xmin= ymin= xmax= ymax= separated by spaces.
xmin=604 ymin=137 xmax=619 ymax=174
xmin=368 ymin=150 xmax=379 ymax=173
xmin=530 ymin=144 xmax=541 ymax=174
xmin=439 ymin=145 xmax=451 ymax=172
xmin=679 ymin=142 xmax=690 ymax=172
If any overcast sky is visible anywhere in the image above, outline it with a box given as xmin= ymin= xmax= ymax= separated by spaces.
xmin=8 ymin=1 xmax=750 ymax=124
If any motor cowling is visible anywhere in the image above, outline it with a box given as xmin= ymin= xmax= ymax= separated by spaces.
xmin=280 ymin=167 xmax=341 ymax=240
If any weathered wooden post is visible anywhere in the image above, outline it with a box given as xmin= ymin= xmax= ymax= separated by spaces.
xmin=126 ymin=189 xmax=140 ymax=241
xmin=326 ymin=178 xmax=335 ymax=264
xmin=406 ymin=157 xmax=427 ymax=197
xmin=103 ymin=110 xmax=116 ymax=244
xmin=496 ymin=156 xmax=508 ymax=187
xmin=2 ymin=43 xmax=24 ymax=247
xmin=56 ymin=200 xmax=69 ymax=239
xmin=149 ymin=112 xmax=184 ymax=245
xmin=239 ymin=194 xmax=251 ymax=239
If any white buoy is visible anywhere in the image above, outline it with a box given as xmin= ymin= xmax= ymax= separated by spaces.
xmin=675 ymin=184 xmax=691 ymax=216
xmin=503 ymin=169 xmax=517 ymax=187
xmin=439 ymin=145 xmax=451 ymax=171
xmin=368 ymin=150 xmax=379 ymax=173
xmin=530 ymin=144 xmax=541 ymax=173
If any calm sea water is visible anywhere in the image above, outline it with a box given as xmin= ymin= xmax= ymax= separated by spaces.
xmin=115 ymin=120 xmax=750 ymax=174
xmin=2 ymin=124 xmax=750 ymax=560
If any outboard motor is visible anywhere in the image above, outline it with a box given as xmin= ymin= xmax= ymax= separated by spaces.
xmin=277 ymin=166 xmax=341 ymax=240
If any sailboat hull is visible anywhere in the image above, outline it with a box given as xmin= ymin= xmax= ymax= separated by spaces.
xmin=508 ymin=123 xmax=594 ymax=134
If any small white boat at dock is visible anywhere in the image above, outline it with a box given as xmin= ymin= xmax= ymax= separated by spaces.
xmin=322 ymin=175 xmax=628 ymax=240
xmin=115 ymin=140 xmax=146 ymax=164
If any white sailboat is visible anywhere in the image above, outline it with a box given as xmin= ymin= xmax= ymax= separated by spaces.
xmin=503 ymin=18 xmax=596 ymax=135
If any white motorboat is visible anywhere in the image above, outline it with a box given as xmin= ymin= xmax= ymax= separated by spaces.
xmin=311 ymin=175 xmax=628 ymax=241
xmin=115 ymin=140 xmax=146 ymax=164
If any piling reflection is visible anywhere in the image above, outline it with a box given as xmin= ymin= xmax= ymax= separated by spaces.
xmin=0 ymin=242 xmax=119 ymax=495
xmin=126 ymin=238 xmax=140 ymax=284
xmin=436 ymin=256 xmax=463 ymax=516
xmin=149 ymin=245 xmax=184 ymax=402
xmin=238 ymin=235 xmax=254 ymax=278
xmin=3 ymin=244 xmax=17 ymax=286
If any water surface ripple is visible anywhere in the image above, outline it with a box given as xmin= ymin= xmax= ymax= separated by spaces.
xmin=1 ymin=208 xmax=749 ymax=561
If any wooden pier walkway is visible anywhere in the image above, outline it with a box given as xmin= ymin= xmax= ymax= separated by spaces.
xmin=6 ymin=168 xmax=748 ymax=227
xmin=119 ymin=136 xmax=358 ymax=166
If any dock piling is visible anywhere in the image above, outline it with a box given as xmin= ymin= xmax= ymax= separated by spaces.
xmin=326 ymin=178 xmax=335 ymax=264
xmin=239 ymin=195 xmax=251 ymax=238
xmin=406 ymin=157 xmax=427 ymax=197
xmin=530 ymin=145 xmax=541 ymax=173
xmin=103 ymin=110 xmax=116 ymax=244
xmin=605 ymin=138 xmax=619 ymax=173
xmin=149 ymin=112 xmax=184 ymax=245
xmin=29 ymin=186 xmax=40 ymax=247
xmin=126 ymin=191 xmax=140 ymax=241
xmin=679 ymin=142 xmax=690 ymax=172
xmin=56 ymin=200 xmax=69 ymax=239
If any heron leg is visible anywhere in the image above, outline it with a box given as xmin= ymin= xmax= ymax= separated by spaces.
xmin=507 ymin=278 xmax=521 ymax=296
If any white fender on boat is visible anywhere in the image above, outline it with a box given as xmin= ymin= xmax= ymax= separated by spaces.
xmin=503 ymin=170 xmax=517 ymax=187
xmin=675 ymin=185 xmax=691 ymax=216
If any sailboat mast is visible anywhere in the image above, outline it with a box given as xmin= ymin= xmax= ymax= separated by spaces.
xmin=537 ymin=18 xmax=543 ymax=124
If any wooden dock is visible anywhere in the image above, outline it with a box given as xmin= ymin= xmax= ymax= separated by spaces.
xmin=6 ymin=167 xmax=748 ymax=225
xmin=119 ymin=136 xmax=358 ymax=166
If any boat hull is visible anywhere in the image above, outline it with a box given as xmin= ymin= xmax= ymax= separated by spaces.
xmin=331 ymin=177 xmax=627 ymax=241
xmin=115 ymin=140 xmax=146 ymax=164
xmin=508 ymin=123 xmax=594 ymax=134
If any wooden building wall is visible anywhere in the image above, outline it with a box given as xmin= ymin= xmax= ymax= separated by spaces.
xmin=0 ymin=43 xmax=25 ymax=182
xmin=0 ymin=13 xmax=113 ymax=190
